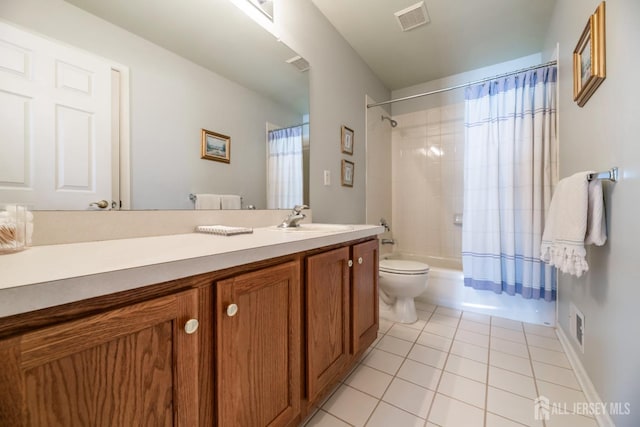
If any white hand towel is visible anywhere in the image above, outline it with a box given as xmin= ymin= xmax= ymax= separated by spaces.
xmin=194 ymin=194 xmax=221 ymax=210
xmin=585 ymin=180 xmax=607 ymax=246
xmin=540 ymin=171 xmax=607 ymax=277
xmin=220 ymin=195 xmax=241 ymax=210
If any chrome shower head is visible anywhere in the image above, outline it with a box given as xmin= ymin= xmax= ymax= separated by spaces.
xmin=381 ymin=115 xmax=398 ymax=127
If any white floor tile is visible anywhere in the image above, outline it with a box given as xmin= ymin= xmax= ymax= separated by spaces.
xmin=416 ymin=331 xmax=453 ymax=352
xmin=378 ymin=319 xmax=394 ymax=334
xmin=387 ymin=324 xmax=421 ymax=343
xmin=489 ymin=350 xmax=533 ymax=377
xmin=365 ymin=401 xmax=425 ymax=427
xmin=397 ymin=359 xmax=442 ymax=390
xmin=423 ymin=321 xmax=457 ymax=338
xmin=323 ymin=385 xmax=378 ymax=427
xmin=485 ymin=412 xmax=529 ymax=427
xmin=382 ymin=378 xmax=435 ymax=418
xmin=459 ymin=319 xmax=491 ymax=335
xmin=444 ymin=354 xmax=487 ymax=383
xmin=490 ymin=337 xmax=529 ymax=358
xmin=361 ymin=348 xmax=404 ymax=375
xmin=491 ymin=317 xmax=524 ymax=331
xmin=532 ymin=361 xmax=581 ymax=390
xmin=429 ymin=314 xmax=460 ymax=328
xmin=486 ymin=386 xmax=542 ymax=427
xmin=455 ymin=329 xmax=490 ymax=348
xmin=305 ymin=409 xmax=352 ymax=427
xmin=435 ymin=306 xmax=462 ymax=318
xmin=462 ymin=311 xmax=491 ymax=324
xmin=488 ymin=366 xmax=537 ymax=399
xmin=535 ymin=379 xmax=590 ymax=412
xmin=415 ymin=301 xmax=436 ymax=312
xmin=523 ymin=323 xmax=557 ymax=339
xmin=526 ymin=334 xmax=564 ymax=352
xmin=437 ymin=371 xmax=486 ymax=408
xmin=416 ymin=309 xmax=434 ymax=321
xmin=450 ymin=340 xmax=489 ymax=364
xmin=491 ymin=326 xmax=527 ymax=344
xmin=375 ymin=335 xmax=413 ymax=357
xmin=404 ymin=318 xmax=427 ymax=331
xmin=428 ymin=393 xmax=484 ymax=427
xmin=528 ymin=346 xmax=571 ymax=369
xmin=345 ymin=364 xmax=394 ymax=398
xmin=545 ymin=413 xmax=599 ymax=427
xmin=407 ymin=343 xmax=448 ymax=369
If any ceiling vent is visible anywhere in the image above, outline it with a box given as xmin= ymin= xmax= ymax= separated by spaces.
xmin=394 ymin=1 xmax=430 ymax=32
xmin=286 ymin=55 xmax=310 ymax=72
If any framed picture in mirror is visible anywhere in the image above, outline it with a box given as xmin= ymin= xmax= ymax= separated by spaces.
xmin=573 ymin=1 xmax=606 ymax=107
xmin=341 ymin=160 xmax=354 ymax=187
xmin=201 ymin=129 xmax=231 ymax=163
xmin=341 ymin=125 xmax=354 ymax=155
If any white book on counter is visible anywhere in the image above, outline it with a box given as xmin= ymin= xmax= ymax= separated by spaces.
xmin=195 ymin=225 xmax=253 ymax=236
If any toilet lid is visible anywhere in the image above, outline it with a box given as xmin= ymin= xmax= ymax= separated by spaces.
xmin=379 ymin=259 xmax=429 ymax=274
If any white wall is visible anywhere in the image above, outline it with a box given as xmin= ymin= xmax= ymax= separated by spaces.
xmin=543 ymin=1 xmax=640 ymax=425
xmin=276 ymin=0 xmax=390 ymax=223
xmin=1 ymin=0 xmax=302 ymax=210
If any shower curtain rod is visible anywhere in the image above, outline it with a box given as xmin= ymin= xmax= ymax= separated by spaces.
xmin=367 ymin=60 xmax=558 ymax=109
xmin=269 ymin=122 xmax=309 ymax=132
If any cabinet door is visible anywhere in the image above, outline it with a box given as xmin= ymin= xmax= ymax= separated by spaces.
xmin=305 ymin=247 xmax=350 ymax=403
xmin=0 ymin=289 xmax=200 ymax=427
xmin=351 ymin=239 xmax=379 ymax=355
xmin=216 ymin=261 xmax=301 ymax=427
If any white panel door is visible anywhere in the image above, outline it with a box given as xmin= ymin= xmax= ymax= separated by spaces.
xmin=0 ymin=22 xmax=114 ymax=210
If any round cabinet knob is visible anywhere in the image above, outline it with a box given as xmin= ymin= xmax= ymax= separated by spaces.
xmin=358 ymin=257 xmax=363 ymax=264
xmin=348 ymin=260 xmax=353 ymax=267
xmin=184 ymin=318 xmax=199 ymax=334
xmin=226 ymin=303 xmax=239 ymax=317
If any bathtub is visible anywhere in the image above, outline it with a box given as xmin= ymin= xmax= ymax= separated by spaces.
xmin=382 ymin=253 xmax=555 ymax=326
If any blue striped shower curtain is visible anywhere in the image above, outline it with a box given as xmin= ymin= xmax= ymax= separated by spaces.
xmin=462 ymin=66 xmax=558 ymax=301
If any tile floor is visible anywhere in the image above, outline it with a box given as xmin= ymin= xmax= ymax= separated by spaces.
xmin=304 ymin=302 xmax=599 ymax=427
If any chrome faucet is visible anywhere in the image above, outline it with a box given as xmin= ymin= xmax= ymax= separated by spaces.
xmin=278 ymin=204 xmax=308 ymax=228
xmin=379 ymin=218 xmax=391 ymax=232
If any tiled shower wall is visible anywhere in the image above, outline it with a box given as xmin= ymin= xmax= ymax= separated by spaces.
xmin=391 ymin=103 xmax=464 ymax=261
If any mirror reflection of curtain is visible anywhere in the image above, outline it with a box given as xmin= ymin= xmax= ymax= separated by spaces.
xmin=267 ymin=126 xmax=303 ymax=209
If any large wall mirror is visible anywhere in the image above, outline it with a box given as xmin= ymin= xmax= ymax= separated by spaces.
xmin=0 ymin=0 xmax=309 ymax=210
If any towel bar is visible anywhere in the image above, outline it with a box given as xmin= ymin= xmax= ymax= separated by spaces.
xmin=587 ymin=167 xmax=618 ymax=182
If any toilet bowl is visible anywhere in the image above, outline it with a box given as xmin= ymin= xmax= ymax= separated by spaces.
xmin=379 ymin=259 xmax=430 ymax=324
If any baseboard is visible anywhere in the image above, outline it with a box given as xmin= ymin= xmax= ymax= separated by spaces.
xmin=556 ymin=326 xmax=614 ymax=427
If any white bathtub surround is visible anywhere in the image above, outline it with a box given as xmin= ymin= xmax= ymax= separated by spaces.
xmin=462 ymin=66 xmax=558 ymax=301
xmin=386 ymin=253 xmax=555 ymax=326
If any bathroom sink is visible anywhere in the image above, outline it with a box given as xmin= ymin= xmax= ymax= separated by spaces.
xmin=271 ymin=224 xmax=355 ymax=233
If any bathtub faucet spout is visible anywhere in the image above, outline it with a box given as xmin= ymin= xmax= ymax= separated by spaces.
xmin=381 ymin=238 xmax=395 ymax=245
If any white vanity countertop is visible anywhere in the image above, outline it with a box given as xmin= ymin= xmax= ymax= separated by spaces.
xmin=0 ymin=224 xmax=383 ymax=318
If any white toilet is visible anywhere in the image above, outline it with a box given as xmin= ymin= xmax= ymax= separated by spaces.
xmin=379 ymin=259 xmax=430 ymax=324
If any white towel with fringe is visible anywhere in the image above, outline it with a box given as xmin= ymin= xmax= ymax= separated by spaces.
xmin=220 ymin=195 xmax=241 ymax=210
xmin=540 ymin=171 xmax=607 ymax=277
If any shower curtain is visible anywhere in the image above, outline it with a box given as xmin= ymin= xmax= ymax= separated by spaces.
xmin=267 ymin=126 xmax=303 ymax=209
xmin=462 ymin=66 xmax=558 ymax=301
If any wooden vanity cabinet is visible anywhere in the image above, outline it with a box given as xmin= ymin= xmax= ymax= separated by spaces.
xmin=215 ymin=260 xmax=302 ymax=427
xmin=0 ymin=289 xmax=200 ymax=427
xmin=304 ymin=239 xmax=379 ymax=408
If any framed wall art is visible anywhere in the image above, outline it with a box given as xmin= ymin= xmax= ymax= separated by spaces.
xmin=341 ymin=159 xmax=354 ymax=187
xmin=573 ymin=1 xmax=606 ymax=107
xmin=201 ymin=129 xmax=231 ymax=163
xmin=341 ymin=125 xmax=354 ymax=155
